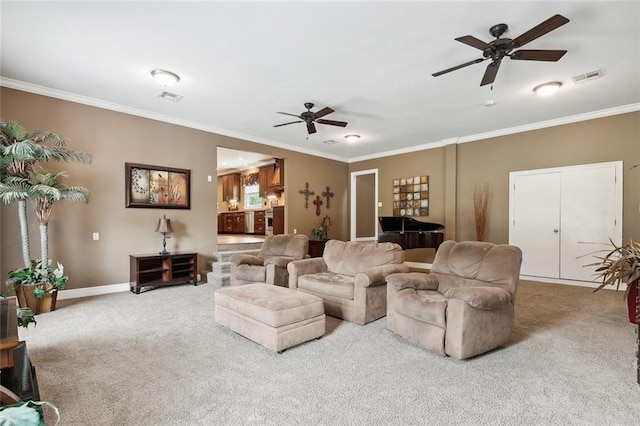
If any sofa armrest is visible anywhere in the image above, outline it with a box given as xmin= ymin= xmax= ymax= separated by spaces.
xmin=356 ymin=263 xmax=411 ymax=288
xmin=386 ymin=272 xmax=439 ymax=291
xmin=443 ymin=286 xmax=512 ymax=310
xmin=287 ymin=257 xmax=327 ymax=289
xmin=230 ymin=254 xmax=264 ymax=266
xmin=264 ymin=256 xmax=297 ymax=268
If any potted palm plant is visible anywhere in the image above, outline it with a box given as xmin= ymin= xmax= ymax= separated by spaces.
xmin=588 ymin=239 xmax=640 ymax=324
xmin=0 ymin=120 xmax=91 ymax=314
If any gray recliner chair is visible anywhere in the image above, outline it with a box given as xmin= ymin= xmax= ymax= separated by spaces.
xmin=386 ymin=240 xmax=522 ymax=359
xmin=230 ymin=234 xmax=309 ymax=287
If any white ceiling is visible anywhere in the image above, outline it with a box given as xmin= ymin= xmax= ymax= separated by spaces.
xmin=1 ymin=1 xmax=639 ymax=164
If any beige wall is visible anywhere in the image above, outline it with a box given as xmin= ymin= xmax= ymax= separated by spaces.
xmin=2 ymin=87 xmax=637 ymax=291
xmin=350 ymin=111 xmax=640 ymax=244
xmin=0 ymin=88 xmax=349 ymax=290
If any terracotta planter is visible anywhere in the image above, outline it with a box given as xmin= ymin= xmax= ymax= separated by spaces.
xmin=14 ymin=283 xmax=58 ymax=314
xmin=628 ymin=279 xmax=639 ymax=324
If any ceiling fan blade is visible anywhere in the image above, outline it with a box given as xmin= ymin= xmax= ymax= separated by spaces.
xmin=316 ymin=119 xmax=348 ymax=127
xmin=307 ymin=122 xmax=317 ymax=134
xmin=276 ymin=112 xmax=301 ymax=118
xmin=314 ymin=107 xmax=334 ymax=119
xmin=510 ymin=49 xmax=567 ymax=61
xmin=432 ymin=58 xmax=486 ymax=77
xmin=455 ymin=35 xmax=491 ymax=50
xmin=512 ymin=14 xmax=570 ymax=48
xmin=480 ymin=60 xmax=501 ymax=86
xmin=273 ymin=120 xmax=303 ymax=127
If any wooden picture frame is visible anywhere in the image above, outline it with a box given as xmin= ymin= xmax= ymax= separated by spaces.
xmin=125 ymin=163 xmax=191 ymax=209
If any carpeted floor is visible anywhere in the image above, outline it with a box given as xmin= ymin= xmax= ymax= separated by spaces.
xmin=17 ymin=280 xmax=640 ymax=425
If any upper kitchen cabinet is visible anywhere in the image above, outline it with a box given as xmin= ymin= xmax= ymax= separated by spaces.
xmin=269 ymin=158 xmax=284 ymax=192
xmin=258 ymin=158 xmax=284 ymax=197
xmin=221 ymin=173 xmax=240 ymax=202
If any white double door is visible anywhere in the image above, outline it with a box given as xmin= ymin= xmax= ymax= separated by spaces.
xmin=509 ymin=161 xmax=622 ymax=282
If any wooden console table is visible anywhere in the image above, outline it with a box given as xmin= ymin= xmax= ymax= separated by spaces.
xmin=129 ymin=252 xmax=198 ymax=294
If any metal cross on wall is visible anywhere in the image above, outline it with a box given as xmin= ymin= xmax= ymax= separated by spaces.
xmin=322 ymin=186 xmax=334 ymax=209
xmin=298 ymin=182 xmax=315 ymax=209
xmin=313 ymin=195 xmax=323 ymax=216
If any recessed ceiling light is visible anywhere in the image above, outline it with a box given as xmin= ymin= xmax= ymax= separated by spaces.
xmin=345 ymin=134 xmax=360 ymax=143
xmin=533 ymin=81 xmax=562 ymax=97
xmin=483 ymin=100 xmax=496 ymax=107
xmin=151 ymin=69 xmax=180 ymax=87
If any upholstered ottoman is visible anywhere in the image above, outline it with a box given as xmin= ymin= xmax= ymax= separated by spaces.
xmin=215 ymin=283 xmax=325 ymax=352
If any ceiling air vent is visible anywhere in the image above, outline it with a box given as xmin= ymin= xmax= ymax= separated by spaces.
xmin=158 ymin=91 xmax=183 ymax=102
xmin=571 ymin=70 xmax=602 ymax=84
xmin=323 ymin=139 xmax=339 ymax=145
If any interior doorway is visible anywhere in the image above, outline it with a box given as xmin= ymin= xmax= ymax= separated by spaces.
xmin=350 ymin=169 xmax=378 ymax=241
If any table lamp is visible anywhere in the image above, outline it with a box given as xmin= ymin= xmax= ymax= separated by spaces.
xmin=155 ymin=215 xmax=173 ymax=254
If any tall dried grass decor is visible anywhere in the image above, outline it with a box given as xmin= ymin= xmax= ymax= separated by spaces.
xmin=473 ymin=183 xmax=491 ymax=241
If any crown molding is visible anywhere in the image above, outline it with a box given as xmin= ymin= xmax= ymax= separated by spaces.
xmin=0 ymin=77 xmax=349 ymax=163
xmin=348 ymin=103 xmax=640 ymax=163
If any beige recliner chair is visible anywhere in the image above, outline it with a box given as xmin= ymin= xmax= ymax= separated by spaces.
xmin=230 ymin=234 xmax=309 ymax=287
xmin=386 ymin=240 xmax=522 ymax=359
xmin=288 ymin=240 xmax=409 ymax=325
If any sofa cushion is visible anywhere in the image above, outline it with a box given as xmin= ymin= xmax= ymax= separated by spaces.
xmin=260 ymin=234 xmax=308 ymax=258
xmin=297 ymin=272 xmax=355 ymax=300
xmin=322 ymin=240 xmax=404 ymax=276
xmin=234 ymin=264 xmax=266 ymax=282
xmin=394 ymin=288 xmax=447 ymax=328
xmin=215 ymin=283 xmax=324 ymax=328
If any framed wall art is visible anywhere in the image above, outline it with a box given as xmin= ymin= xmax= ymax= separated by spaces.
xmin=125 ymin=163 xmax=191 ymax=209
xmin=392 ymin=175 xmax=429 ymax=217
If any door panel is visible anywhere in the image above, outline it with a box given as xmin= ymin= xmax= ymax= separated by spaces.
xmin=511 ymin=172 xmax=561 ymax=278
xmin=560 ymin=166 xmax=617 ymax=281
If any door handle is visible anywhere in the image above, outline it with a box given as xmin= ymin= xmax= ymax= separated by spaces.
xmin=553 ymin=229 xmax=559 ymax=233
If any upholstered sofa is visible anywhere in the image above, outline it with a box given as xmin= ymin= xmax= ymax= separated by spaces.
xmin=386 ymin=240 xmax=522 ymax=359
xmin=287 ymin=240 xmax=409 ymax=325
xmin=230 ymin=234 xmax=309 ymax=287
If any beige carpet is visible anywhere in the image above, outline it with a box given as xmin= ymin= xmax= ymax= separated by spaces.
xmin=17 ymin=280 xmax=640 ymax=425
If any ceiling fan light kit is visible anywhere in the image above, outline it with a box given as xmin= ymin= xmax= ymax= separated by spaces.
xmin=534 ymin=81 xmax=562 ymax=97
xmin=151 ymin=69 xmax=180 ymax=87
xmin=432 ymin=14 xmax=570 ymax=86
xmin=345 ymin=134 xmax=360 ymax=143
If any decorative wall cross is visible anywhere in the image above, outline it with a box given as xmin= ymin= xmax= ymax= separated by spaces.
xmin=313 ymin=195 xmax=323 ymax=216
xmin=298 ymin=182 xmax=315 ymax=209
xmin=322 ymin=186 xmax=334 ymax=209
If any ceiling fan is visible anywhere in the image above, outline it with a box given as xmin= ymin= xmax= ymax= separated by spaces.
xmin=273 ymin=102 xmax=347 ymax=135
xmin=432 ymin=14 xmax=570 ymax=86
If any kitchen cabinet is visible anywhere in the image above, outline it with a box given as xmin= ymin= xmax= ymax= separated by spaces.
xmin=258 ymin=166 xmax=272 ymax=198
xmin=231 ymin=212 xmax=245 ymax=234
xmin=273 ymin=206 xmax=284 ymax=235
xmin=255 ymin=210 xmax=266 ymax=235
xmin=221 ymin=173 xmax=240 ymax=202
xmin=269 ymin=158 xmax=284 ymax=191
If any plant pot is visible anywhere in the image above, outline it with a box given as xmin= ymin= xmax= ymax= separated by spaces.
xmin=627 ymin=279 xmax=638 ymax=324
xmin=14 ymin=284 xmax=58 ymax=314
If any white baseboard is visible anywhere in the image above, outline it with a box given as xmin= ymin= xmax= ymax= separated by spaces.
xmin=57 ymin=283 xmax=130 ymax=300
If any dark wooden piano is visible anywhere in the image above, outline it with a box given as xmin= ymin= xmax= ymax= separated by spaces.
xmin=377 ymin=216 xmax=444 ymax=250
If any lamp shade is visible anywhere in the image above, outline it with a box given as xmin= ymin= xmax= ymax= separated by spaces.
xmin=155 ymin=215 xmax=173 ymax=233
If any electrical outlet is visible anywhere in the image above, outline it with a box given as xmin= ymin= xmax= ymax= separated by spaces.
xmin=293 ymin=228 xmax=297 ymax=234
xmin=92 ymin=232 xmax=100 ymax=241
